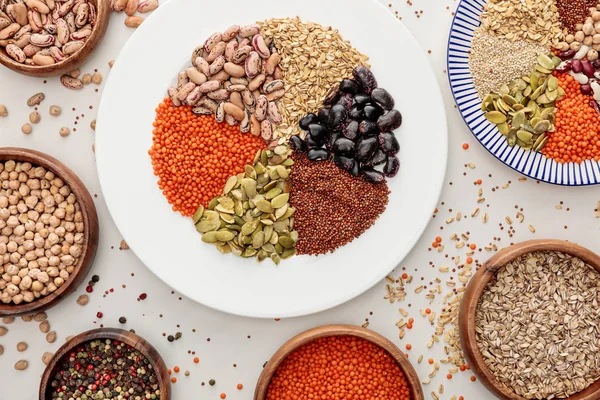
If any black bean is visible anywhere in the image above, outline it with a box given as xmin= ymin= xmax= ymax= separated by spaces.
xmin=352 ymin=65 xmax=378 ymax=94
xmin=337 ymin=93 xmax=353 ymax=112
xmin=327 ymin=104 xmax=347 ymax=130
xmin=350 ymin=160 xmax=360 ymax=176
xmin=323 ymin=86 xmax=341 ymax=105
xmin=362 ymin=148 xmax=387 ymax=167
xmin=343 ymin=120 xmax=359 ymax=140
xmin=308 ymin=123 xmax=328 ymax=138
xmin=290 ymin=135 xmax=307 ymax=152
xmin=353 ymin=94 xmax=372 ymax=106
xmin=339 ymin=79 xmax=359 ymax=94
xmin=306 ymin=134 xmax=323 ymax=149
xmin=299 ymin=113 xmax=318 ymax=130
xmin=333 ymin=137 xmax=356 ymax=156
xmin=377 ymin=109 xmax=402 ymax=132
xmin=349 ymin=104 xmax=364 ymax=120
xmin=318 ymin=108 xmax=330 ymax=125
xmin=307 ymin=148 xmax=329 ymax=161
xmin=359 ymin=120 xmax=379 ymax=136
xmin=364 ymin=105 xmax=383 ymax=121
xmin=371 ymin=88 xmax=395 ymax=110
xmin=378 ymin=132 xmax=400 ymax=155
xmin=356 ymin=136 xmax=378 ymax=162
xmin=334 ymin=155 xmax=356 ymax=172
xmin=383 ymin=156 xmax=400 ymax=177
xmin=362 ymin=168 xmax=385 ymax=184
xmin=327 ymin=131 xmax=340 ymax=151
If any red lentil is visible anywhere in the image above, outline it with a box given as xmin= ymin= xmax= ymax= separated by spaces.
xmin=290 ymin=153 xmax=390 ymax=255
xmin=193 ymin=357 xmax=199 ymax=364
xmin=237 ymin=383 xmax=243 ymax=390
xmin=149 ymin=98 xmax=264 ymax=216
xmin=173 ymin=366 xmax=180 ymax=373
xmin=266 ymin=335 xmax=412 ymax=400
xmin=220 ymin=394 xmax=226 ymax=399
xmin=462 ymin=143 xmax=469 ymax=150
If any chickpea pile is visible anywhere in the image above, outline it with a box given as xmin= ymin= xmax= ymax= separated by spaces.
xmin=0 ymin=160 xmax=84 ymax=304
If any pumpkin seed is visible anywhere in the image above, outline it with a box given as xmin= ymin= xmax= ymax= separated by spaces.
xmin=192 ymin=205 xmax=204 ymax=224
xmin=216 ymin=244 xmax=231 ymax=254
xmin=537 ymin=54 xmax=555 ymax=70
xmin=497 ymin=122 xmax=509 ymax=135
xmin=271 ymin=253 xmax=281 ymax=265
xmin=223 ymin=176 xmax=238 ymax=194
xmin=275 ymin=203 xmax=289 ymax=219
xmin=202 ymin=231 xmax=218 ymax=243
xmin=279 ymin=236 xmax=295 ymax=249
xmin=196 ymin=220 xmax=219 ymax=233
xmin=271 ymin=193 xmax=289 ymax=209
xmin=485 ymin=111 xmax=507 ymax=124
xmin=533 ymin=135 xmax=548 ymax=152
xmin=256 ymin=250 xmax=267 ymax=262
xmin=534 ymin=120 xmax=551 ymax=134
xmin=242 ymin=219 xmax=260 ymax=235
xmin=220 ymin=213 xmax=235 ymax=224
xmin=208 ymin=197 xmax=219 ymax=210
xmin=281 ymin=248 xmax=296 ymax=259
xmin=517 ymin=130 xmax=533 ymax=144
xmin=507 ymin=129 xmax=517 ymax=147
xmin=255 ymin=200 xmax=274 ymax=213
xmin=215 ymin=231 xmax=235 ymax=242
xmin=215 ymin=204 xmax=234 ymax=214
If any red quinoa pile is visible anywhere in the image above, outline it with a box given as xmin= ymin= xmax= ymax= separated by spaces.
xmin=290 ymin=153 xmax=390 ymax=255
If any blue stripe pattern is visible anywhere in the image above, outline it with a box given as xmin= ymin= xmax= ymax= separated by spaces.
xmin=446 ymin=0 xmax=600 ymax=186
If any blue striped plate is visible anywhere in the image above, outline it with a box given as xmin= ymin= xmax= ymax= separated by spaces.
xmin=447 ymin=0 xmax=600 ymax=185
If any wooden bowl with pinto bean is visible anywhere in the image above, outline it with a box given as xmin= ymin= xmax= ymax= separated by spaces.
xmin=0 ymin=0 xmax=110 ymax=77
xmin=0 ymin=147 xmax=99 ymax=317
xmin=254 ymin=324 xmax=425 ymax=400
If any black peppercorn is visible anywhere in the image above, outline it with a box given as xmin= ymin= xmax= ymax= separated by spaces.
xmin=91 ymin=275 xmax=100 ymax=282
xmin=167 ymin=335 xmax=175 ymax=342
xmin=118 ymin=316 xmax=126 ymax=324
xmin=209 ymin=379 xmax=216 ymax=386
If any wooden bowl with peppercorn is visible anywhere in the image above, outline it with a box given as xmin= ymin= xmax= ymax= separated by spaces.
xmin=459 ymin=239 xmax=600 ymax=400
xmin=0 ymin=147 xmax=99 ymax=317
xmin=39 ymin=327 xmax=171 ymax=400
xmin=254 ymin=324 xmax=424 ymax=400
xmin=0 ymin=0 xmax=111 ymax=77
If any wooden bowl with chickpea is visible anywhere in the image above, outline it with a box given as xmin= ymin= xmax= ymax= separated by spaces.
xmin=0 ymin=147 xmax=99 ymax=317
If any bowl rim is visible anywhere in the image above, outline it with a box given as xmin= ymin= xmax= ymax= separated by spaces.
xmin=0 ymin=147 xmax=99 ymax=316
xmin=38 ymin=327 xmax=171 ymax=400
xmin=459 ymin=239 xmax=600 ymax=400
xmin=0 ymin=0 xmax=111 ymax=77
xmin=253 ymin=324 xmax=425 ymax=400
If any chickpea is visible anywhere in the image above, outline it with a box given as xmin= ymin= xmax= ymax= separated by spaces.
xmin=570 ymin=41 xmax=582 ymax=51
xmin=584 ymin=36 xmax=593 ymax=46
xmin=584 ymin=23 xmax=595 ymax=35
xmin=0 ymin=105 xmax=7 ymax=117
xmin=29 ymin=111 xmax=41 ymax=124
xmin=588 ymin=49 xmax=599 ymax=61
xmin=575 ymin=31 xmax=585 ymax=42
xmin=49 ymin=105 xmax=61 ymax=116
xmin=21 ymin=123 xmax=32 ymax=135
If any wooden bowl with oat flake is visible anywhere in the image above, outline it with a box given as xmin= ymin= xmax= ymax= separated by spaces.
xmin=459 ymin=239 xmax=600 ymax=400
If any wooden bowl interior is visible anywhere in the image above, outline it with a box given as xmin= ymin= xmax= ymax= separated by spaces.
xmin=0 ymin=0 xmax=110 ymax=77
xmin=39 ymin=327 xmax=171 ymax=400
xmin=0 ymin=147 xmax=99 ymax=317
xmin=254 ymin=324 xmax=425 ymax=400
xmin=459 ymin=239 xmax=600 ymax=400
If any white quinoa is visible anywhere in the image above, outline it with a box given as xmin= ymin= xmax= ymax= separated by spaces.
xmin=469 ymin=27 xmax=549 ymax=99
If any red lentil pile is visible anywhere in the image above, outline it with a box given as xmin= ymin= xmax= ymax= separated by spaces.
xmin=290 ymin=153 xmax=390 ymax=255
xmin=556 ymin=0 xmax=597 ymax=33
xmin=266 ymin=335 xmax=412 ymax=400
xmin=148 ymin=98 xmax=265 ymax=216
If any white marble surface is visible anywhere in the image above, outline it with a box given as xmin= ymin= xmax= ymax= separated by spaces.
xmin=0 ymin=1 xmax=599 ymax=399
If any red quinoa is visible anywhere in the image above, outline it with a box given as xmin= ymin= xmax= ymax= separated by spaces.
xmin=290 ymin=152 xmax=389 ymax=255
xmin=556 ymin=0 xmax=596 ymax=33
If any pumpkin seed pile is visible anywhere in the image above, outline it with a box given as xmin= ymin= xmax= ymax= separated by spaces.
xmin=193 ymin=145 xmax=297 ymax=264
xmin=483 ymin=53 xmax=565 ymax=151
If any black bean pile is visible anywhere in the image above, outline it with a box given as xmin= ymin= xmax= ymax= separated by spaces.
xmin=48 ymin=339 xmax=161 ymax=399
xmin=290 ymin=66 xmax=402 ymax=184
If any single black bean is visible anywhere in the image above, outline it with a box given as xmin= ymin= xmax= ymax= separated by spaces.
xmin=353 ymin=94 xmax=372 ymax=106
xmin=377 ymin=109 xmax=402 ymax=132
xmin=350 ymin=160 xmax=360 ymax=176
xmin=383 ymin=156 xmax=400 ymax=177
xmin=343 ymin=120 xmax=359 ymax=140
xmin=334 ymin=155 xmax=356 ymax=172
xmin=337 ymin=93 xmax=353 ymax=112
xmin=371 ymin=87 xmax=395 ymax=110
xmin=378 ymin=132 xmax=400 ymax=155
xmin=362 ymin=168 xmax=385 ymax=184
xmin=307 ymin=148 xmax=329 ymax=161
xmin=323 ymin=86 xmax=341 ymax=105
xmin=359 ymin=120 xmax=379 ymax=136
xmin=333 ymin=137 xmax=356 ymax=156
xmin=349 ymin=104 xmax=364 ymax=120
xmin=308 ymin=123 xmax=328 ymax=138
xmin=362 ymin=148 xmax=387 ymax=167
xmin=290 ymin=135 xmax=307 ymax=152
xmin=356 ymin=136 xmax=378 ymax=162
xmin=339 ymin=79 xmax=359 ymax=94
xmin=364 ymin=105 xmax=383 ymax=121
xmin=306 ymin=134 xmax=323 ymax=149
xmin=299 ymin=113 xmax=318 ymax=130
xmin=327 ymin=131 xmax=340 ymax=151
xmin=328 ymin=104 xmax=347 ymax=130
xmin=352 ymin=65 xmax=378 ymax=94
xmin=318 ymin=108 xmax=330 ymax=125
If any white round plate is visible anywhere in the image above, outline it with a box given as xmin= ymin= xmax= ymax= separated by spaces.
xmin=96 ymin=0 xmax=447 ymax=318
xmin=447 ymin=0 xmax=600 ymax=185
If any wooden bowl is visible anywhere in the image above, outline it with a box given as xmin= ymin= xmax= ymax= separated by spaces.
xmin=0 ymin=147 xmax=99 ymax=316
xmin=254 ymin=324 xmax=425 ymax=400
xmin=459 ymin=239 xmax=600 ymax=400
xmin=0 ymin=0 xmax=110 ymax=77
xmin=39 ymin=327 xmax=171 ymax=399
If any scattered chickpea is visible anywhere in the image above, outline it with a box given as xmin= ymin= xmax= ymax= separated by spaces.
xmin=42 ymin=352 xmax=53 ymax=365
xmin=29 ymin=111 xmax=41 ymax=124
xmin=69 ymin=69 xmax=81 ymax=78
xmin=14 ymin=360 xmax=28 ymax=371
xmin=59 ymin=127 xmax=70 ymax=137
xmin=92 ymin=72 xmax=103 ymax=85
xmin=16 ymin=342 xmax=27 ymax=352
xmin=90 ymin=120 xmax=96 ymax=130
xmin=49 ymin=105 xmax=62 ymax=116
xmin=46 ymin=331 xmax=57 ymax=343
xmin=21 ymin=123 xmax=32 ymax=134
xmin=82 ymin=74 xmax=92 ymax=85
xmin=0 ymin=105 xmax=7 ymax=117
xmin=39 ymin=320 xmax=50 ymax=333
xmin=0 ymin=345 xmax=3 ymax=355
xmin=76 ymin=294 xmax=89 ymax=305
xmin=109 ymin=60 xmax=115 ymax=68
xmin=2 ymin=316 xmax=14 ymax=324
xmin=0 ymin=326 xmax=7 ymax=336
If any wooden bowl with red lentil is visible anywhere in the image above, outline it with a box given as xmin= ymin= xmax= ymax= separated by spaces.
xmin=459 ymin=239 xmax=600 ymax=400
xmin=39 ymin=327 xmax=171 ymax=400
xmin=254 ymin=324 xmax=424 ymax=400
